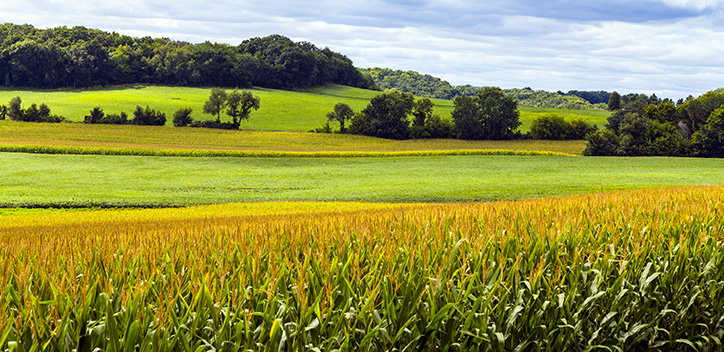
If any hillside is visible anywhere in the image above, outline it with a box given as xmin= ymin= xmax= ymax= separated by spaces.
xmin=360 ymin=67 xmax=610 ymax=110
xmin=0 ymin=85 xmax=610 ymax=131
xmin=0 ymin=24 xmax=376 ymax=90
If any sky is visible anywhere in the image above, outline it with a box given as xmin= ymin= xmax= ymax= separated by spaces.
xmin=2 ymin=0 xmax=724 ymax=99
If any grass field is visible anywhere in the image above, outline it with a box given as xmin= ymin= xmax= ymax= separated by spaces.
xmin=2 ymin=152 xmax=723 ymax=208
xmin=2 ymin=186 xmax=723 ymax=350
xmin=0 ymin=85 xmax=610 ymax=132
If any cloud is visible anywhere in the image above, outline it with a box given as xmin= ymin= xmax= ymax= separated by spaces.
xmin=2 ymin=0 xmax=724 ymax=98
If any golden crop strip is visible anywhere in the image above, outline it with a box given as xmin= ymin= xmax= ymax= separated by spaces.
xmin=1 ymin=185 xmax=723 ymax=349
xmin=2 ymin=186 xmax=722 ymax=267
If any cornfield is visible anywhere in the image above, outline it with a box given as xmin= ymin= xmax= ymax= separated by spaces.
xmin=1 ymin=186 xmax=723 ymax=351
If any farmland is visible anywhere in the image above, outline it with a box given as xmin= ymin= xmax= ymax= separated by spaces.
xmin=2 ymin=83 xmax=724 ymax=350
xmin=2 ymin=152 xmax=724 ymax=207
xmin=0 ymin=85 xmax=609 ymax=131
xmin=2 ymin=185 xmax=724 ymax=350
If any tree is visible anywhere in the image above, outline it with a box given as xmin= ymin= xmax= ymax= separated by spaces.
xmin=132 ymin=105 xmax=166 ymax=126
xmin=173 ymin=108 xmax=194 ymax=127
xmin=451 ymin=95 xmax=481 ymax=139
xmin=412 ymin=98 xmax=434 ymax=127
xmin=7 ymin=97 xmax=23 ymax=121
xmin=225 ymin=90 xmax=260 ymax=127
xmin=360 ymin=90 xmax=414 ymax=140
xmin=608 ymin=91 xmax=622 ymax=111
xmin=326 ymin=103 xmax=354 ymax=133
xmin=451 ymin=87 xmax=520 ymax=140
xmin=530 ymin=114 xmax=569 ymax=140
xmin=203 ymin=88 xmax=228 ymax=122
xmin=0 ymin=105 xmax=6 ymax=120
xmin=84 ymin=107 xmax=105 ymax=124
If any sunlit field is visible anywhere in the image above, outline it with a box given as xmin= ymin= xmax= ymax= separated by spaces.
xmin=2 ymin=186 xmax=723 ymax=350
xmin=0 ymin=84 xmax=609 ymax=131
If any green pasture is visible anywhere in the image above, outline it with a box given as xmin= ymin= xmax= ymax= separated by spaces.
xmin=0 ymin=85 xmax=609 ymax=132
xmin=1 ymin=153 xmax=722 ymax=208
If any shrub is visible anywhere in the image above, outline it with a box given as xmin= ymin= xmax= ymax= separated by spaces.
xmin=173 ymin=108 xmax=194 ymax=127
xmin=100 ymin=112 xmax=129 ymax=125
xmin=84 ymin=107 xmax=105 ymax=124
xmin=132 ymin=106 xmax=166 ymax=126
xmin=583 ymin=130 xmax=620 ymax=156
xmin=189 ymin=120 xmax=238 ymax=130
xmin=530 ymin=114 xmax=569 ymax=140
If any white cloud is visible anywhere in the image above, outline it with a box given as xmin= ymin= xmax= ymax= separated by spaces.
xmin=2 ymin=0 xmax=724 ymax=98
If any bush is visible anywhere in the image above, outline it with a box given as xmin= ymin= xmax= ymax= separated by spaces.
xmin=132 ymin=106 xmax=166 ymax=126
xmin=84 ymin=107 xmax=105 ymax=124
xmin=100 ymin=112 xmax=129 ymax=125
xmin=173 ymin=108 xmax=194 ymax=127
xmin=530 ymin=114 xmax=568 ymax=140
xmin=567 ymin=119 xmax=597 ymax=139
xmin=583 ymin=130 xmax=620 ymax=156
xmin=189 ymin=120 xmax=238 ymax=130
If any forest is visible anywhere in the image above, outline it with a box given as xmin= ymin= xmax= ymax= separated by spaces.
xmin=0 ymin=24 xmax=377 ymax=90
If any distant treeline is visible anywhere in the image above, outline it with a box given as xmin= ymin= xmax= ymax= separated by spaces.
xmin=360 ymin=68 xmax=612 ymax=110
xmin=0 ymin=24 xmax=377 ymax=90
xmin=585 ymin=90 xmax=724 ymax=157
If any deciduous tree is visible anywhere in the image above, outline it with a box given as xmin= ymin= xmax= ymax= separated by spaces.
xmin=326 ymin=103 xmax=354 ymax=133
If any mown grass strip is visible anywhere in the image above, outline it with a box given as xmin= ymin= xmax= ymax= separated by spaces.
xmin=0 ymin=143 xmax=578 ymax=157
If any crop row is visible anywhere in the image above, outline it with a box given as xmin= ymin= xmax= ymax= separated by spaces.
xmin=1 ymin=186 xmax=723 ymax=350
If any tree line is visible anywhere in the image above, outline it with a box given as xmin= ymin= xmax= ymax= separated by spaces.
xmin=584 ymin=90 xmax=724 ymax=157
xmin=320 ymin=87 xmax=521 ymax=140
xmin=0 ymin=24 xmax=377 ymax=90
xmin=360 ymin=68 xmax=609 ymax=110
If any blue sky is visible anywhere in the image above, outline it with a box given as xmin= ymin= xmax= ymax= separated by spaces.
xmin=3 ymin=0 xmax=724 ymax=98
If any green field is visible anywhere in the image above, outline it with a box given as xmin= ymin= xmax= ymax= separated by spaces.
xmin=0 ymin=85 xmax=609 ymax=132
xmin=2 ymin=152 xmax=723 ymax=208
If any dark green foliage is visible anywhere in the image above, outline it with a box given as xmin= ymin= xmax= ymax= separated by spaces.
xmin=84 ymin=107 xmax=104 ymax=124
xmin=132 ymin=106 xmax=166 ymax=126
xmin=326 ymin=103 xmax=354 ymax=133
xmin=421 ymin=115 xmax=455 ymax=139
xmin=85 ymin=108 xmax=129 ymax=125
xmin=530 ymin=115 xmax=597 ymax=140
xmin=585 ymin=90 xmax=724 ymax=157
xmin=225 ymin=90 xmax=260 ymax=126
xmin=530 ymin=114 xmax=569 ymax=140
xmin=583 ymin=130 xmax=620 ymax=156
xmin=452 ymin=87 xmax=520 ymax=140
xmin=565 ymin=90 xmax=611 ymax=104
xmin=412 ymin=98 xmax=433 ymax=127
xmin=348 ymin=112 xmax=369 ymax=135
xmin=451 ymin=95 xmax=481 ymax=139
xmin=99 ymin=112 xmax=129 ymax=125
xmin=568 ymin=119 xmax=597 ymax=139
xmin=200 ymin=89 xmax=259 ymax=129
xmin=203 ymin=88 xmax=228 ymax=122
xmin=361 ymin=68 xmax=606 ymax=110
xmin=607 ymin=91 xmax=621 ymax=110
xmin=189 ymin=120 xmax=239 ymax=130
xmin=7 ymin=97 xmax=22 ymax=120
xmin=5 ymin=97 xmax=63 ymax=123
xmin=360 ymin=68 xmax=456 ymax=99
xmin=0 ymin=24 xmax=374 ymax=90
xmin=691 ymin=107 xmax=724 ymax=157
xmin=361 ymin=90 xmax=414 ymax=140
xmin=312 ymin=121 xmax=333 ymax=133
xmin=172 ymin=108 xmax=193 ymax=127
